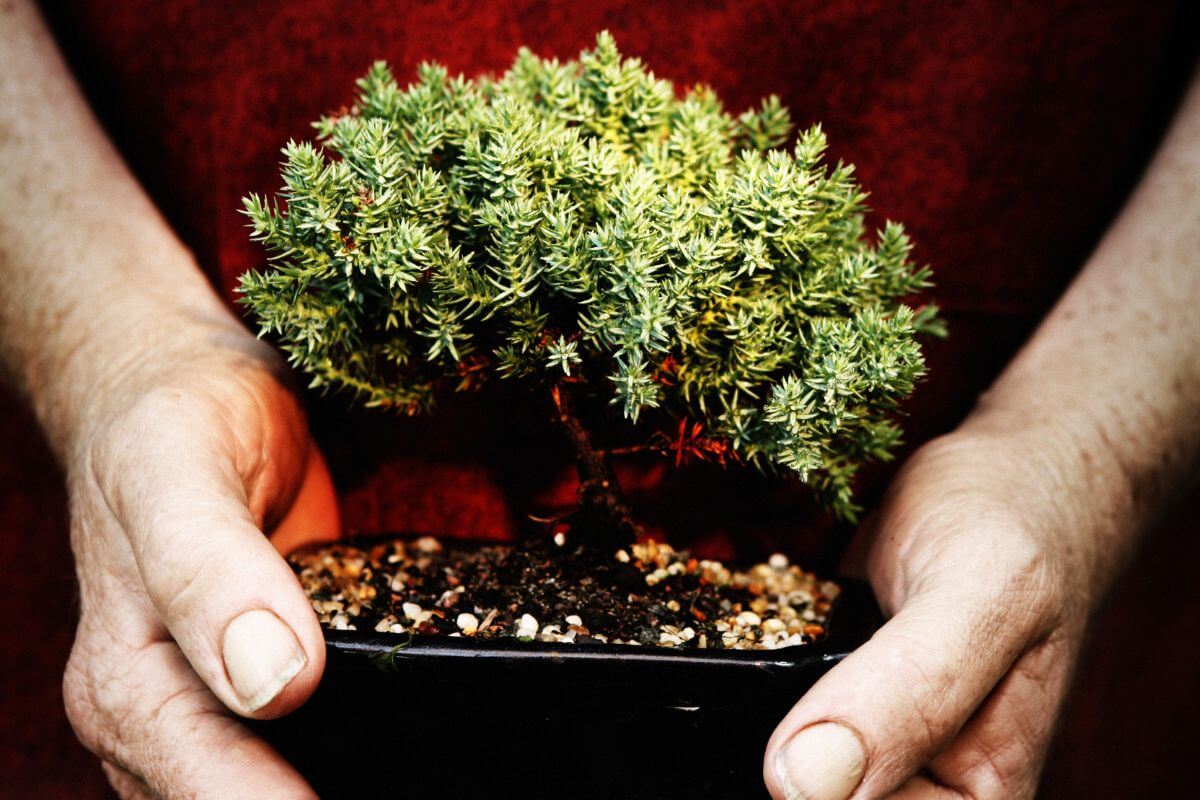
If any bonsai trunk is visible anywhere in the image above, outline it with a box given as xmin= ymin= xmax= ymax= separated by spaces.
xmin=550 ymin=383 xmax=638 ymax=549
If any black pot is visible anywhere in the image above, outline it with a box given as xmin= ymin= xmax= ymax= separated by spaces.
xmin=253 ymin=551 xmax=880 ymax=799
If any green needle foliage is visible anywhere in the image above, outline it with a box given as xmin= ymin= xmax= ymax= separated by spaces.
xmin=239 ymin=32 xmax=944 ymax=520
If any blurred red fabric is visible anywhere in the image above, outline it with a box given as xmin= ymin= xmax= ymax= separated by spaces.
xmin=3 ymin=1 xmax=1198 ymax=795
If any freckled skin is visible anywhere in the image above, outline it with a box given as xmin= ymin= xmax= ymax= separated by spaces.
xmin=1 ymin=0 xmax=1199 ymax=797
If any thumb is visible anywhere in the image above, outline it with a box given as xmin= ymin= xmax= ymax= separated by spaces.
xmin=106 ymin=435 xmax=331 ymax=719
xmin=762 ymin=568 xmax=1047 ymax=799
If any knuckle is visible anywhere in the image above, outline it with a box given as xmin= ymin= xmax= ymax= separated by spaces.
xmin=963 ymin=746 xmax=1043 ymax=800
xmin=64 ymin=629 xmax=200 ymax=796
xmin=990 ymin=534 xmax=1067 ymax=632
xmin=63 ymin=638 xmax=122 ymax=763
xmin=62 ymin=620 xmax=154 ymax=770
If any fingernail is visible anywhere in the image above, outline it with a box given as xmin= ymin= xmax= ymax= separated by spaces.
xmin=222 ymin=609 xmax=307 ymax=712
xmin=773 ymin=722 xmax=867 ymax=800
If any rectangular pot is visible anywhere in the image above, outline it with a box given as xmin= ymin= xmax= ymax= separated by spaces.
xmin=252 ymin=549 xmax=880 ymax=799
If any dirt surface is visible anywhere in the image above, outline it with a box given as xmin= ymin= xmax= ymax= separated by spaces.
xmin=289 ymin=534 xmax=839 ymax=650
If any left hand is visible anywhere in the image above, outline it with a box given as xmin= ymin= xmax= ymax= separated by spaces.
xmin=763 ymin=429 xmax=1104 ymax=799
xmin=60 ymin=329 xmax=340 ymax=799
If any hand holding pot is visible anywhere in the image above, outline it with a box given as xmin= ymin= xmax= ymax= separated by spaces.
xmin=0 ymin=4 xmax=337 ymax=796
xmin=60 ymin=334 xmax=339 ymax=799
xmin=764 ymin=69 xmax=1200 ymax=799
xmin=764 ymin=430 xmax=1094 ymax=799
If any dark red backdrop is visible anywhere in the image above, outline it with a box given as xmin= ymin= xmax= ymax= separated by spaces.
xmin=3 ymin=1 xmax=1198 ymax=796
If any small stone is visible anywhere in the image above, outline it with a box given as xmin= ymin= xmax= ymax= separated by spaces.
xmin=553 ymin=531 xmax=566 ymax=547
xmin=402 ymin=602 xmax=424 ymax=621
xmin=762 ymin=618 xmax=787 ymax=634
xmin=456 ymin=612 xmax=480 ymax=634
xmin=735 ymin=611 xmax=761 ymax=628
xmin=768 ymin=553 xmax=789 ymax=569
xmin=565 ymin=614 xmax=583 ymax=627
xmin=615 ymin=549 xmax=630 ymax=563
xmin=516 ymin=613 xmax=538 ymax=639
xmin=666 ymin=599 xmax=681 ymax=612
xmin=413 ymin=536 xmax=442 ymax=553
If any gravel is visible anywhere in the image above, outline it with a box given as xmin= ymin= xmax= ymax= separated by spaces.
xmin=289 ymin=535 xmax=840 ymax=651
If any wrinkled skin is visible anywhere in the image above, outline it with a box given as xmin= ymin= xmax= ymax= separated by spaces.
xmin=764 ymin=431 xmax=1095 ymax=799
xmin=61 ymin=340 xmax=338 ymax=799
xmin=3 ymin=1 xmax=1198 ymax=796
xmin=60 ymin=344 xmax=1094 ymax=799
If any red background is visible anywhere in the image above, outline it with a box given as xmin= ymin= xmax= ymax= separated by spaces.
xmin=3 ymin=1 xmax=1198 ymax=795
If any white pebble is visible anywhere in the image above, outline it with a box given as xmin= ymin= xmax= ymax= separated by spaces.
xmin=615 ymin=549 xmax=630 ymax=563
xmin=735 ymin=611 xmax=762 ymax=628
xmin=456 ymin=612 xmax=480 ymax=634
xmin=565 ymin=614 xmax=583 ymax=627
xmin=413 ymin=536 xmax=442 ymax=553
xmin=553 ymin=531 xmax=566 ymax=546
xmin=768 ymin=553 xmax=789 ymax=569
xmin=516 ymin=613 xmax=539 ymax=639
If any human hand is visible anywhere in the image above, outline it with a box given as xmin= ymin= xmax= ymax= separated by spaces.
xmin=60 ymin=325 xmax=339 ymax=799
xmin=763 ymin=430 xmax=1108 ymax=799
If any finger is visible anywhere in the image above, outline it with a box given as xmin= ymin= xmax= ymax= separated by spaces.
xmin=97 ymin=425 xmax=326 ymax=718
xmin=763 ymin=562 xmax=1056 ymax=800
xmin=884 ymin=777 xmax=964 ymax=799
xmin=102 ymin=762 xmax=154 ymax=800
xmin=74 ymin=636 xmax=317 ymax=800
xmin=269 ymin=440 xmax=342 ymax=554
xmin=919 ymin=631 xmax=1073 ymax=798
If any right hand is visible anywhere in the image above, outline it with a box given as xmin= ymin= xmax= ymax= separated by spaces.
xmin=60 ymin=329 xmax=340 ymax=799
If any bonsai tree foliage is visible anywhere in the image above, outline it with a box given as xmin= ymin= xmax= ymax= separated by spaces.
xmin=239 ymin=32 xmax=943 ymax=542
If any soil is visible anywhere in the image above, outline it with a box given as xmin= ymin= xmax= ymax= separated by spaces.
xmin=289 ymin=534 xmax=840 ymax=651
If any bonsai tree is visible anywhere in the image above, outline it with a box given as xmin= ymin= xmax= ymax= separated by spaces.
xmin=239 ymin=32 xmax=943 ymax=548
